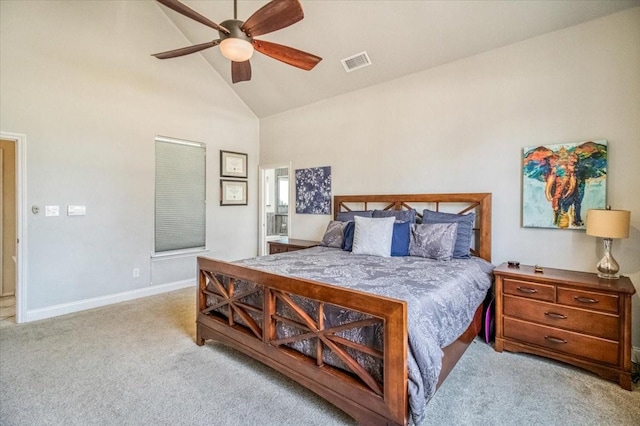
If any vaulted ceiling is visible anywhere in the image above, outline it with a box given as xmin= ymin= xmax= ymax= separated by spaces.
xmin=154 ymin=0 xmax=639 ymax=118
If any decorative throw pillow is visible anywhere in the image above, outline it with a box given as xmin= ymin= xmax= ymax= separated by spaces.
xmin=341 ymin=221 xmax=356 ymax=251
xmin=422 ymin=209 xmax=475 ymax=259
xmin=336 ymin=210 xmax=374 ymax=222
xmin=409 ymin=222 xmax=458 ymax=261
xmin=372 ymin=209 xmax=417 ymax=224
xmin=391 ymin=221 xmax=411 ymax=256
xmin=352 ymin=216 xmax=395 ymax=257
xmin=320 ymin=221 xmax=347 ymax=248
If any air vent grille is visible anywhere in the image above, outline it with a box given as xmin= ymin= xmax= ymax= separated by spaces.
xmin=341 ymin=51 xmax=371 ymax=73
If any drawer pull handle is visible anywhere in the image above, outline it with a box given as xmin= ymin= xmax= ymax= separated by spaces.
xmin=544 ymin=312 xmax=567 ymax=320
xmin=574 ymin=296 xmax=598 ymax=304
xmin=544 ymin=336 xmax=567 ymax=344
xmin=516 ymin=287 xmax=537 ymax=294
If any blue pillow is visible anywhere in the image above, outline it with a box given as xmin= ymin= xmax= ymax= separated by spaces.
xmin=422 ymin=209 xmax=475 ymax=259
xmin=391 ymin=221 xmax=410 ymax=256
xmin=342 ymin=221 xmax=355 ymax=251
xmin=336 ymin=210 xmax=373 ymax=222
xmin=372 ymin=209 xmax=417 ymax=223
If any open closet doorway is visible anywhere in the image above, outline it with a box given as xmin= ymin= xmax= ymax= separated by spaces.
xmin=258 ymin=163 xmax=291 ymax=256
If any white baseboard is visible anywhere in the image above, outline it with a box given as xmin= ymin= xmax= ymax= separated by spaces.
xmin=23 ymin=280 xmax=195 ymax=323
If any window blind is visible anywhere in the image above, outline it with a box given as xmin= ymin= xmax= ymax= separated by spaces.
xmin=155 ymin=137 xmax=206 ymax=253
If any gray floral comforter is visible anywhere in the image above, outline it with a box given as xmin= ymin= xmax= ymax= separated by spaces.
xmin=235 ymin=246 xmax=494 ymax=424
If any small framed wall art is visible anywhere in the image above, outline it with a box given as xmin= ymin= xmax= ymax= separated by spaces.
xmin=220 ymin=150 xmax=248 ymax=178
xmin=220 ymin=179 xmax=248 ymax=206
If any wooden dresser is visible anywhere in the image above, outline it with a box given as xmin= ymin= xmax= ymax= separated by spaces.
xmin=493 ymin=263 xmax=636 ymax=390
xmin=268 ymin=238 xmax=319 ymax=255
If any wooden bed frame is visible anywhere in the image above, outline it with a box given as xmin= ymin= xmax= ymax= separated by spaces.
xmin=196 ymin=193 xmax=492 ymax=425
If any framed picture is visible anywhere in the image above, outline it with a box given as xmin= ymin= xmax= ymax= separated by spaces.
xmin=295 ymin=166 xmax=332 ymax=215
xmin=522 ymin=140 xmax=607 ymax=229
xmin=220 ymin=150 xmax=248 ymax=178
xmin=220 ymin=179 xmax=247 ymax=206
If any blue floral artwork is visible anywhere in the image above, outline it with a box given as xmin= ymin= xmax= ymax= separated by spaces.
xmin=295 ymin=166 xmax=332 ymax=215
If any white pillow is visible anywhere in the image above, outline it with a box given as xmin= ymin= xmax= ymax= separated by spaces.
xmin=352 ymin=216 xmax=395 ymax=257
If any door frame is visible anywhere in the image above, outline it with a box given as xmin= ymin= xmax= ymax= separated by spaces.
xmin=0 ymin=132 xmax=27 ymax=323
xmin=258 ymin=162 xmax=291 ymax=256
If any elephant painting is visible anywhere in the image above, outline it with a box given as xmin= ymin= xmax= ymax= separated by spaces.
xmin=522 ymin=140 xmax=607 ymax=229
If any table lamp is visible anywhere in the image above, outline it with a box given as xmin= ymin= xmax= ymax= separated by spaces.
xmin=586 ymin=207 xmax=631 ymax=279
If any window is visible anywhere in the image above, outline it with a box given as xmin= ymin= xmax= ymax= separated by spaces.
xmin=155 ymin=136 xmax=206 ymax=253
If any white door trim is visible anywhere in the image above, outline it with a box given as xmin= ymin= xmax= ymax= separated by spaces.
xmin=0 ymin=132 xmax=27 ymax=323
xmin=258 ymin=162 xmax=291 ymax=256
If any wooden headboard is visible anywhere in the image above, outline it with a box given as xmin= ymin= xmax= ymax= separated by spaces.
xmin=333 ymin=193 xmax=492 ymax=262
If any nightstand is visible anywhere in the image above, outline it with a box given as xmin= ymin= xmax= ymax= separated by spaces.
xmin=268 ymin=238 xmax=319 ymax=255
xmin=493 ymin=262 xmax=636 ymax=390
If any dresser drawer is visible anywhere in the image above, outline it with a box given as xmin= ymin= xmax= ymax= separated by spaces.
xmin=503 ymin=278 xmax=555 ymax=302
xmin=503 ymin=295 xmax=619 ymax=340
xmin=557 ymin=287 xmax=619 ymax=314
xmin=269 ymin=244 xmax=288 ymax=254
xmin=503 ymin=317 xmax=619 ymax=366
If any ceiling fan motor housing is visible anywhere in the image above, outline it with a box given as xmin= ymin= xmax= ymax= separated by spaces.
xmin=219 ymin=19 xmax=253 ymax=43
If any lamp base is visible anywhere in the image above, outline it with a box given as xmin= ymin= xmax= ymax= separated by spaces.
xmin=596 ymin=238 xmax=620 ymax=280
xmin=597 ymin=271 xmax=620 ymax=280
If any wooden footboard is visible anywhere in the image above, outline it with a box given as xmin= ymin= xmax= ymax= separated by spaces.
xmin=197 ymin=256 xmax=409 ymax=426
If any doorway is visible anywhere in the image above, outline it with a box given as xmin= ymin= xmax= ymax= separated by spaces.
xmin=0 ymin=139 xmax=17 ymax=325
xmin=0 ymin=132 xmax=25 ymax=324
xmin=259 ymin=163 xmax=291 ymax=256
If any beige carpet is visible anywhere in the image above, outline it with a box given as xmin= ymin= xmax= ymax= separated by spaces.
xmin=1 ymin=288 xmax=638 ymax=425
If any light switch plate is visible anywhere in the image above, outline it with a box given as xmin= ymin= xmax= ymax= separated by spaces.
xmin=45 ymin=206 xmax=60 ymax=217
xmin=67 ymin=205 xmax=86 ymax=216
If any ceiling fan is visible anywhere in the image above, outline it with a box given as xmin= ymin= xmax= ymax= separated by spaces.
xmin=152 ymin=0 xmax=322 ymax=83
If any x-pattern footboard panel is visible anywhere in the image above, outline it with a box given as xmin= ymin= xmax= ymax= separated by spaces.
xmin=270 ymin=289 xmax=384 ymax=396
xmin=197 ymin=257 xmax=408 ymax=425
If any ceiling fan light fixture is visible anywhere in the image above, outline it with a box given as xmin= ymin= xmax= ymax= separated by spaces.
xmin=220 ymin=38 xmax=254 ymax=62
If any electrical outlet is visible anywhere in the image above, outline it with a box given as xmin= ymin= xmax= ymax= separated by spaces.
xmin=133 ymin=268 xmax=140 ymax=278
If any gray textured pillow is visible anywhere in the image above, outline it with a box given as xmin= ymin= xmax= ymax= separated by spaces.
xmin=372 ymin=209 xmax=417 ymax=223
xmin=352 ymin=216 xmax=395 ymax=257
xmin=422 ymin=209 xmax=475 ymax=258
xmin=336 ymin=210 xmax=373 ymax=222
xmin=409 ymin=223 xmax=458 ymax=261
xmin=320 ymin=221 xmax=347 ymax=248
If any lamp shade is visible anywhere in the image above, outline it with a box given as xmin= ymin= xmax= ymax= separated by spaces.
xmin=586 ymin=209 xmax=630 ymax=239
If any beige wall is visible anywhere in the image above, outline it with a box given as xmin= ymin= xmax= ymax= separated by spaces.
xmin=0 ymin=140 xmax=16 ymax=296
xmin=260 ymin=8 xmax=640 ymax=346
xmin=0 ymin=1 xmax=259 ymax=314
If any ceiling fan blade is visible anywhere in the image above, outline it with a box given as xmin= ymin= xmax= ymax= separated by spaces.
xmin=232 ymin=60 xmax=252 ymax=83
xmin=152 ymin=40 xmax=221 ymax=59
xmin=253 ymin=39 xmax=321 ymax=71
xmin=156 ymin=0 xmax=229 ymax=34
xmin=241 ymin=0 xmax=303 ymax=37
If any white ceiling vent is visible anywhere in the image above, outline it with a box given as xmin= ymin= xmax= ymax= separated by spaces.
xmin=341 ymin=51 xmax=371 ymax=73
